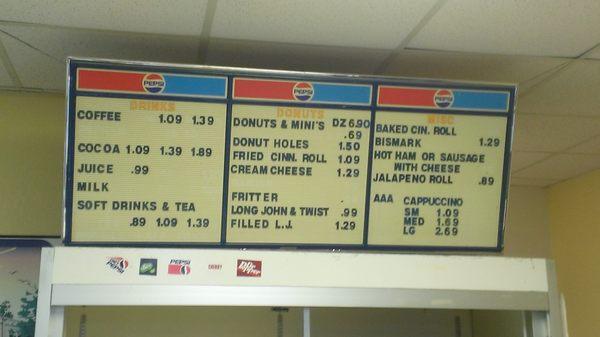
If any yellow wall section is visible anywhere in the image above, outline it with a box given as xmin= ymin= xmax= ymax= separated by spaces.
xmin=548 ymin=169 xmax=600 ymax=337
xmin=0 ymin=91 xmax=65 ymax=236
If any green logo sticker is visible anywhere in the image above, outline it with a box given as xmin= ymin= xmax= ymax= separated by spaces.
xmin=139 ymin=258 xmax=157 ymax=276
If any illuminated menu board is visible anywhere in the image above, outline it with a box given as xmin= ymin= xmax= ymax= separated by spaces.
xmin=64 ymin=58 xmax=515 ymax=250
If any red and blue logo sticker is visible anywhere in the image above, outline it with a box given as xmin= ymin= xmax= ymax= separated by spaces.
xmin=106 ymin=257 xmax=129 ymax=274
xmin=142 ymin=73 xmax=165 ymax=93
xmin=168 ymin=259 xmax=191 ymax=275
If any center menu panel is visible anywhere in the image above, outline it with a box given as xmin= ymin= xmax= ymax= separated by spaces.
xmin=65 ymin=59 xmax=515 ymax=250
xmin=226 ymin=78 xmax=372 ymax=245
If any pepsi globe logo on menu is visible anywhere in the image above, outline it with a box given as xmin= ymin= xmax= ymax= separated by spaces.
xmin=434 ymin=89 xmax=454 ymax=108
xmin=293 ymin=82 xmax=314 ymax=101
xmin=142 ymin=73 xmax=166 ymax=93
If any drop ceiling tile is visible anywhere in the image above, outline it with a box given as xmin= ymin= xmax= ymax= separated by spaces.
xmin=384 ymin=49 xmax=566 ymax=83
xmin=512 ymin=115 xmax=600 ymax=152
xmin=513 ymin=153 xmax=600 ymax=180
xmin=1 ymin=25 xmax=201 ymax=65
xmin=568 ymin=135 xmax=600 ymax=154
xmin=0 ymin=33 xmax=64 ymax=91
xmin=0 ymin=0 xmax=208 ymax=35
xmin=205 ymin=38 xmax=390 ymax=74
xmin=212 ymin=0 xmax=438 ymax=49
xmin=409 ymin=0 xmax=600 ymax=57
xmin=509 ymin=177 xmax=559 ymax=187
xmin=585 ymin=45 xmax=600 ymax=60
xmin=517 ymin=60 xmax=600 ymax=117
xmin=510 ymin=151 xmax=552 ymax=172
xmin=0 ymin=25 xmax=203 ymax=91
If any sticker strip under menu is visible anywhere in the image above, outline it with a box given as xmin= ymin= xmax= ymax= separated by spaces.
xmin=233 ymin=78 xmax=372 ymax=106
xmin=76 ymin=68 xmax=227 ymax=99
xmin=378 ymin=86 xmax=510 ymax=112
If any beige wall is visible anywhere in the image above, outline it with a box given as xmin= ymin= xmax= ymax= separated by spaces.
xmin=64 ymin=307 xmax=475 ymax=337
xmin=471 ymin=310 xmax=526 ymax=337
xmin=548 ymin=169 xmax=600 ymax=337
xmin=0 ymin=91 xmax=65 ymax=236
xmin=503 ymin=185 xmax=551 ymax=257
xmin=64 ymin=307 xmax=303 ymax=337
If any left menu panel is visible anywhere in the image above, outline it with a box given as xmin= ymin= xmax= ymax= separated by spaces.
xmin=69 ymin=68 xmax=228 ymax=244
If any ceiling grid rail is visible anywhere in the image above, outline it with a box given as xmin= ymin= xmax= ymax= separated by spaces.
xmin=196 ymin=0 xmax=218 ymax=64
xmin=0 ymin=33 xmax=22 ymax=87
xmin=374 ymin=0 xmax=448 ymax=75
xmin=510 ymin=44 xmax=600 ymax=180
xmin=517 ymin=42 xmax=600 ymax=100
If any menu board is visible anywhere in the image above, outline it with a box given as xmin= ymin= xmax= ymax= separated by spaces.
xmin=64 ymin=59 xmax=515 ymax=250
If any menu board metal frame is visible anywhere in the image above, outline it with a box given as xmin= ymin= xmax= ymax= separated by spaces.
xmin=63 ymin=57 xmax=516 ymax=251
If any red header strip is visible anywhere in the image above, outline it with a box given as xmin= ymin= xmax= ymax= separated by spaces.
xmin=233 ymin=78 xmax=295 ymax=100
xmin=378 ymin=87 xmax=436 ymax=107
xmin=78 ymin=69 xmax=145 ymax=92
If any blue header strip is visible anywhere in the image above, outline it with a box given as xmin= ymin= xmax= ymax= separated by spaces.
xmin=312 ymin=83 xmax=372 ymax=105
xmin=163 ymin=75 xmax=227 ymax=98
xmin=453 ymin=90 xmax=509 ymax=112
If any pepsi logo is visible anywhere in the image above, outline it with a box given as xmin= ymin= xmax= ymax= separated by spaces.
xmin=142 ymin=73 xmax=165 ymax=94
xmin=293 ymin=82 xmax=314 ymax=101
xmin=434 ymin=89 xmax=454 ymax=108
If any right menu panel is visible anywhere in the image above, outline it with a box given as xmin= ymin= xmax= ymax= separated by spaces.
xmin=367 ymin=85 xmax=511 ymax=248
